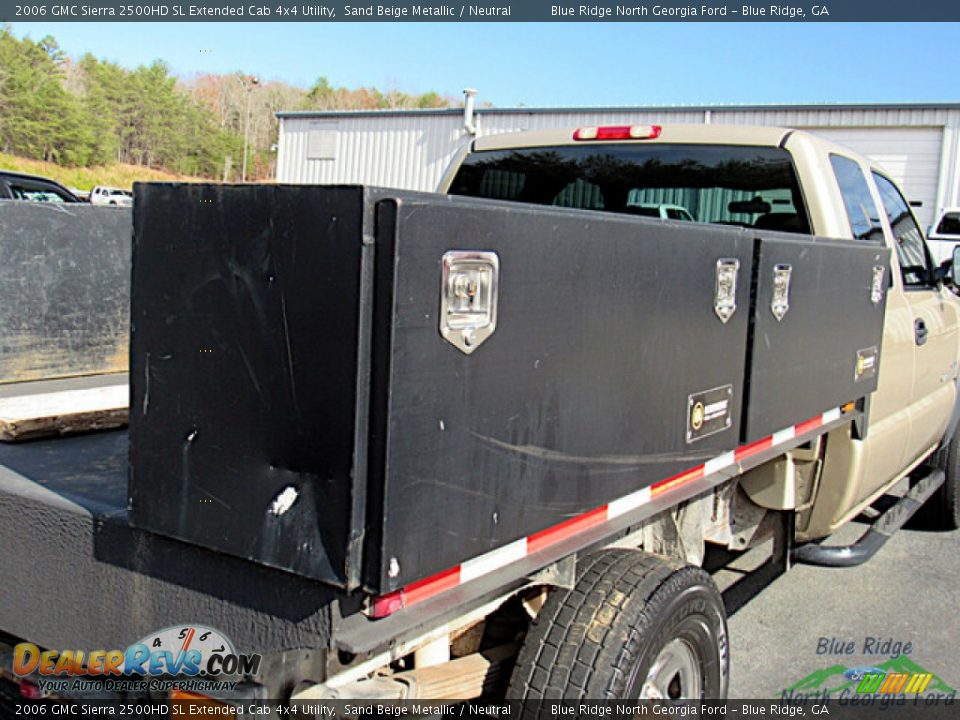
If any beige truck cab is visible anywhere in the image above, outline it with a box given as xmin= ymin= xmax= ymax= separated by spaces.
xmin=784 ymin=130 xmax=960 ymax=540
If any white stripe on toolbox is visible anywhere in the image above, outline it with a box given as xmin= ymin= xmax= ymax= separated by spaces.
xmin=704 ymin=450 xmax=736 ymax=476
xmin=459 ymin=538 xmax=527 ymax=583
xmin=822 ymin=407 xmax=841 ymax=424
xmin=607 ymin=486 xmax=653 ymax=519
xmin=772 ymin=426 xmax=796 ymax=445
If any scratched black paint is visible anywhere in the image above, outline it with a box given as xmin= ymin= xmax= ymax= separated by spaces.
xmin=0 ymin=430 xmax=334 ymax=676
xmin=366 ymin=196 xmax=754 ymax=590
xmin=0 ymin=202 xmax=130 ymax=383
xmin=129 ymin=184 xmax=371 ymax=587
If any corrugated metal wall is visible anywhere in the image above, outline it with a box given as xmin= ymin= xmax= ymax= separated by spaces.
xmin=276 ymin=105 xmax=960 ymax=215
xmin=277 ymin=113 xmax=468 ymax=189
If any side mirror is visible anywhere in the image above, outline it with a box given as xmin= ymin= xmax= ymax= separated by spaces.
xmin=935 ymin=262 xmax=951 ymax=284
xmin=953 ymin=246 xmax=960 ymax=279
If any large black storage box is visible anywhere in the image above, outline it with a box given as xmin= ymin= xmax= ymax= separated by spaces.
xmin=130 ymin=185 xmax=374 ymax=588
xmin=129 ymin=184 xmax=886 ymax=593
xmin=366 ymin=196 xmax=753 ymax=590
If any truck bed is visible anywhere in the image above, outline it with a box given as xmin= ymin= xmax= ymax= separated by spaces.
xmin=0 ymin=428 xmax=337 ymax=657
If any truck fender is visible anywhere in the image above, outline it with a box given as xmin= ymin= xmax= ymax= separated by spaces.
xmin=937 ymin=377 xmax=960 ymax=454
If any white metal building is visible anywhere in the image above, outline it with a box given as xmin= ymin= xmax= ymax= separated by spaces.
xmin=276 ymin=100 xmax=960 ymax=228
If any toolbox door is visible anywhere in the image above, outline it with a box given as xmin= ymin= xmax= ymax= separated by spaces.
xmin=129 ymin=185 xmax=372 ymax=588
xmin=366 ymin=195 xmax=754 ymax=592
xmin=743 ymin=232 xmax=889 ymax=442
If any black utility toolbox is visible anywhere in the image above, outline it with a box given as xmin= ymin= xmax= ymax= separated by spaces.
xmin=129 ymin=184 xmax=888 ymax=594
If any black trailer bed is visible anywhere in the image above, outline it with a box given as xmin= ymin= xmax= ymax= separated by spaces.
xmin=0 ymin=429 xmax=338 ymax=659
xmin=0 ymin=403 xmax=862 ymax=670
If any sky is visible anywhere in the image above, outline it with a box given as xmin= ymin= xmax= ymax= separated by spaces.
xmin=9 ymin=22 xmax=960 ymax=108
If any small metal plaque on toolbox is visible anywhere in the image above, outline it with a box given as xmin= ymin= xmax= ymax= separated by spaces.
xmin=855 ymin=346 xmax=879 ymax=382
xmin=687 ymin=384 xmax=734 ymax=443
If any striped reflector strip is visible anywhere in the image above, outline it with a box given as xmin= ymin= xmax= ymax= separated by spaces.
xmin=368 ymin=405 xmax=849 ymax=619
xmin=526 ymin=506 xmax=608 ymax=554
xmin=651 ymin=466 xmax=704 ymax=498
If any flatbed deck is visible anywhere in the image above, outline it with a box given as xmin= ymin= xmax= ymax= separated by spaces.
xmin=0 ymin=429 xmax=337 ymax=661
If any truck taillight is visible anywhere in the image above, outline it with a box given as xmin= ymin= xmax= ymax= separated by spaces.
xmin=573 ymin=125 xmax=662 ymax=141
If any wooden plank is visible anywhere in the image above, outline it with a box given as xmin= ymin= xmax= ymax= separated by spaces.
xmin=0 ymin=385 xmax=128 ymax=442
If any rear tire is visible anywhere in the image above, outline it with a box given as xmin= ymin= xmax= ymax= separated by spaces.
xmin=915 ymin=424 xmax=960 ymax=530
xmin=507 ymin=549 xmax=728 ymax=703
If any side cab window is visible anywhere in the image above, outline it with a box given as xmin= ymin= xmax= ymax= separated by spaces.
xmin=829 ymin=154 xmax=884 ymax=242
xmin=872 ymin=172 xmax=934 ymax=289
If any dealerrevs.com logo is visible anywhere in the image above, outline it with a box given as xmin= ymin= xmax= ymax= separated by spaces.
xmin=13 ymin=625 xmax=261 ymax=680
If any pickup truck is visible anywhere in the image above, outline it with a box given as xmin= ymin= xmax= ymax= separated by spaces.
xmin=0 ymin=124 xmax=957 ymax=709
xmin=89 ymin=185 xmax=134 ymax=207
xmin=928 ymin=206 xmax=960 ymax=265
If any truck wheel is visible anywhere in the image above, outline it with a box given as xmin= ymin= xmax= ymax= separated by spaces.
xmin=916 ymin=424 xmax=960 ymax=530
xmin=507 ymin=549 xmax=728 ymax=702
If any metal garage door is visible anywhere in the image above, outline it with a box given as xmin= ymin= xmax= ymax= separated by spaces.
xmin=810 ymin=127 xmax=943 ymax=229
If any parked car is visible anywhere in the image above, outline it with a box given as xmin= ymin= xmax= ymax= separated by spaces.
xmin=625 ymin=202 xmax=695 ymax=221
xmin=89 ymin=185 xmax=133 ymax=207
xmin=0 ymin=170 xmax=80 ymax=203
xmin=927 ymin=207 xmax=960 ymax=265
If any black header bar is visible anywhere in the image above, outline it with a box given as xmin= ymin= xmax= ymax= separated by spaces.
xmin=2 ymin=0 xmax=959 ymax=23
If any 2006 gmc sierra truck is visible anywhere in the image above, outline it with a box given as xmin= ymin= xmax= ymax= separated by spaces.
xmin=1 ymin=123 xmax=958 ymax=709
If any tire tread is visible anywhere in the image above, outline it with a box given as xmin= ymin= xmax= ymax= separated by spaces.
xmin=507 ymin=549 xmax=722 ymax=705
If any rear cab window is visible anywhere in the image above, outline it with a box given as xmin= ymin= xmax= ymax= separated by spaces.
xmin=449 ymin=143 xmax=811 ymax=234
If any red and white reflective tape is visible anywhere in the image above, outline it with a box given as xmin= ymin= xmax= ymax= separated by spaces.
xmin=369 ymin=404 xmax=848 ymax=619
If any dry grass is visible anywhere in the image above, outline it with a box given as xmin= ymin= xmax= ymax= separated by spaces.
xmin=0 ymin=152 xmax=207 ymax=192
